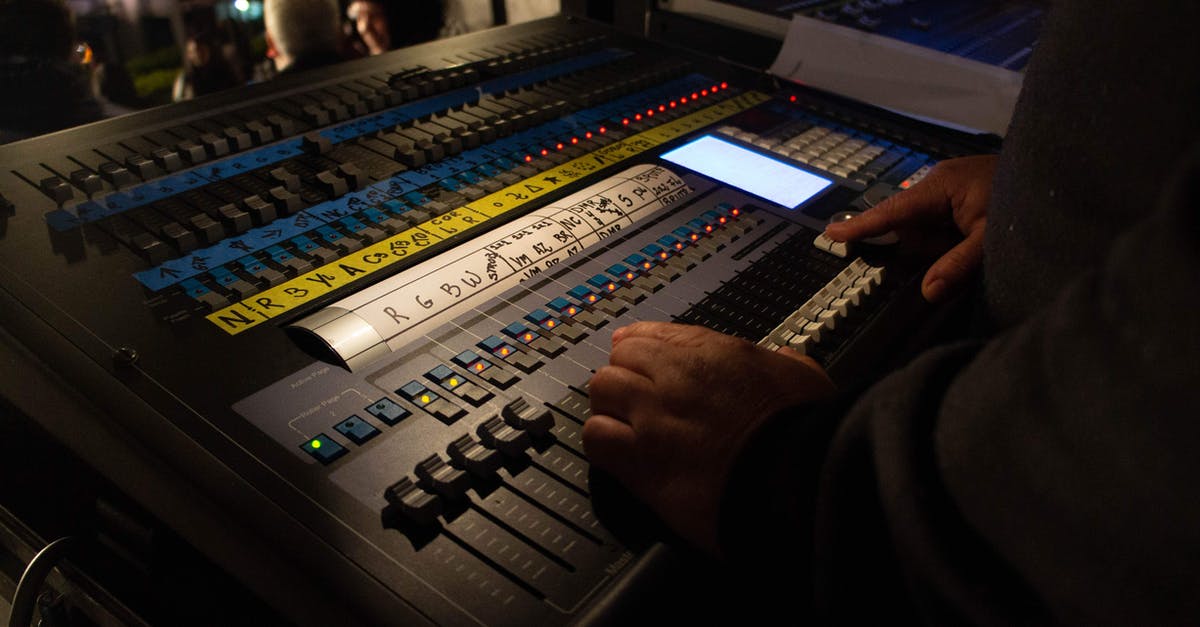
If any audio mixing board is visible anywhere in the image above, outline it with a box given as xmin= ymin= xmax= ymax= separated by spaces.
xmin=0 ymin=16 xmax=995 ymax=625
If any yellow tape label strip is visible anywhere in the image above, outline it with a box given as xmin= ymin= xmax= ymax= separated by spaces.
xmin=206 ymin=90 xmax=770 ymax=334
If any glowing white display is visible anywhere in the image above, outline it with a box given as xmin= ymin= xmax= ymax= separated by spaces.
xmin=660 ymin=134 xmax=833 ymax=209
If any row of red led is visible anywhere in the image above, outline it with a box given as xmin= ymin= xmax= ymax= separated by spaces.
xmin=521 ymin=82 xmax=731 ymax=163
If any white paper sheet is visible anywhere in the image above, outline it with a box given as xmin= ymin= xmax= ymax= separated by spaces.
xmin=768 ymin=15 xmax=1025 ymax=136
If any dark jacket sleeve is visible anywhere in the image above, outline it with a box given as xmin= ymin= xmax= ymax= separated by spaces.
xmin=721 ymin=146 xmax=1200 ymax=625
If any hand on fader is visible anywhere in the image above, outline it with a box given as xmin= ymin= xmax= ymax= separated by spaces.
xmin=583 ymin=321 xmax=835 ymax=556
xmin=825 ymin=154 xmax=997 ymax=302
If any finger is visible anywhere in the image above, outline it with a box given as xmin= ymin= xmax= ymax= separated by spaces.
xmin=581 ymin=414 xmax=638 ymax=483
xmin=771 ymin=348 xmax=837 ymax=390
xmin=824 ymin=174 xmax=950 ymax=242
xmin=922 ymin=225 xmax=985 ymax=302
xmin=612 ymin=320 xmax=711 ymax=347
xmin=588 ymin=365 xmax=654 ymax=421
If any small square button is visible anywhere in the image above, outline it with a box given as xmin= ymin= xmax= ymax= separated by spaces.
xmin=300 ymin=434 xmax=347 ymax=464
xmin=366 ymin=398 xmax=410 ymax=425
xmin=335 ymin=415 xmax=380 ymax=445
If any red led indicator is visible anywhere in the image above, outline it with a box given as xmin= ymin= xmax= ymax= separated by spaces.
xmin=623 ymin=118 xmax=630 ymax=125
xmin=674 ymin=243 xmax=683 ymax=250
xmin=718 ymin=216 xmax=727 ymax=224
xmin=556 ymin=143 xmax=564 ymax=150
xmin=731 ymin=208 xmax=741 ymax=216
xmin=585 ymin=131 xmax=593 ymax=139
xmin=523 ymin=333 xmax=534 ymax=342
xmin=789 ymin=95 xmax=797 ymax=102
xmin=587 ymin=294 xmax=598 ymax=303
xmin=720 ymin=82 xmax=728 ymax=89
xmin=634 ymin=114 xmax=642 ymax=121
xmin=899 ymin=180 xmax=912 ymax=189
xmin=599 ymin=126 xmax=607 ymax=133
xmin=473 ymin=362 xmax=485 ymax=371
xmin=680 ymin=96 xmax=688 ymax=103
xmin=690 ymin=234 xmax=699 ymax=241
xmin=692 ymin=92 xmax=699 ymax=99
xmin=571 ymin=137 xmax=578 ymax=144
xmin=499 ymin=347 xmax=511 ymax=356
xmin=646 ymin=109 xmax=654 ymax=117
xmin=642 ymin=262 xmax=652 ymax=270
xmin=567 ymin=306 xmax=578 ymax=315
xmin=658 ymin=252 xmax=668 ymax=259
xmin=670 ymin=101 xmax=677 ymax=108
xmin=705 ymin=225 xmax=713 ymax=232
xmin=546 ymin=320 xmax=556 ymax=328
xmin=524 ymin=155 xmax=533 ymax=162
xmin=701 ymin=89 xmax=708 ymax=96
xmin=540 ymin=148 xmax=549 ymax=156
xmin=658 ymin=105 xmax=666 ymax=112
xmin=607 ymin=283 xmax=616 ymax=291
xmin=625 ymin=272 xmax=635 ymax=280
xmin=711 ymin=84 xmax=719 ymax=92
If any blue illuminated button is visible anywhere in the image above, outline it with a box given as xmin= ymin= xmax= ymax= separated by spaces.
xmin=567 ymin=285 xmax=601 ymax=305
xmin=672 ymin=226 xmax=695 ymax=241
xmin=586 ymin=274 xmax=618 ymax=292
xmin=479 ymin=335 xmax=524 ymax=360
xmin=335 ymin=415 xmax=380 ymax=445
xmin=301 ymin=434 xmax=347 ymax=464
xmin=524 ymin=309 xmax=557 ymax=329
xmin=427 ymin=364 xmax=456 ymax=382
xmin=624 ymin=253 xmax=650 ymax=269
xmin=398 ymin=380 xmax=440 ymax=406
xmin=606 ymin=263 xmax=636 ymax=281
xmin=658 ymin=234 xmax=685 ymax=251
xmin=366 ymin=397 xmax=410 ymax=425
xmin=546 ymin=297 xmax=577 ymax=316
xmin=642 ymin=243 xmax=670 ymax=260
xmin=452 ymin=349 xmax=483 ymax=369
xmin=503 ymin=323 xmax=539 ymax=345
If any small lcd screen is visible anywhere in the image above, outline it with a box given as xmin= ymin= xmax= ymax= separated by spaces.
xmin=660 ymin=134 xmax=833 ymax=209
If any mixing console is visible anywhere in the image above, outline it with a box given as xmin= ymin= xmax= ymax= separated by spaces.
xmin=0 ymin=16 xmax=994 ymax=625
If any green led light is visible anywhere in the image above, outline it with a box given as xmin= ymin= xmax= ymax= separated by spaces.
xmin=311 ymin=439 xmax=322 ymax=449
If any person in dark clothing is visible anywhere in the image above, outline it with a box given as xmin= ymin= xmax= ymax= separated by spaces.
xmin=263 ymin=0 xmax=344 ymax=76
xmin=343 ymin=0 xmax=444 ymax=57
xmin=583 ymin=1 xmax=1200 ymax=624
xmin=0 ymin=0 xmax=102 ymax=143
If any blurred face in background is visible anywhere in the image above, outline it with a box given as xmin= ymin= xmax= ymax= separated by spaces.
xmin=347 ymin=0 xmax=390 ymax=55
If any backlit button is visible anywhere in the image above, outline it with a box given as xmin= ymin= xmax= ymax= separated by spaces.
xmin=366 ymin=398 xmax=410 ymax=425
xmin=398 ymin=380 xmax=439 ymax=406
xmin=301 ymin=434 xmax=347 ymax=464
xmin=334 ymin=415 xmax=379 ymax=445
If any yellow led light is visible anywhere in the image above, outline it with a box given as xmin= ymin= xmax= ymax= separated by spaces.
xmin=448 ymin=378 xmax=459 ymax=387
xmin=420 ymin=394 xmax=431 ymax=403
xmin=311 ymin=439 xmax=322 ymax=449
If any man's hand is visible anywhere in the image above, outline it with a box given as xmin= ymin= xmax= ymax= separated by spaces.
xmin=825 ymin=154 xmax=997 ymax=302
xmin=583 ymin=322 xmax=835 ymax=556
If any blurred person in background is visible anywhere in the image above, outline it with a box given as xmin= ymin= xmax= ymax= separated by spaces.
xmin=0 ymin=0 xmax=103 ymax=143
xmin=173 ymin=5 xmax=244 ymax=101
xmin=264 ymin=0 xmax=344 ymax=75
xmin=440 ymin=0 xmax=557 ymax=36
xmin=343 ymin=0 xmax=444 ymax=57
